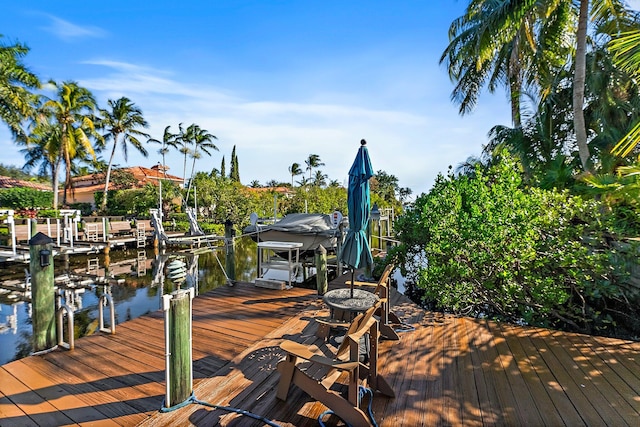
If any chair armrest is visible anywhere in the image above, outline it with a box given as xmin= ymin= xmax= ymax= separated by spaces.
xmin=315 ymin=316 xmax=350 ymax=328
xmin=344 ymin=280 xmax=377 ymax=287
xmin=280 ymin=340 xmax=359 ymax=370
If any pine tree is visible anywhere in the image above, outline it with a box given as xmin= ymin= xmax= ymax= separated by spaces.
xmin=220 ymin=155 xmax=226 ymax=178
xmin=230 ymin=145 xmax=240 ymax=182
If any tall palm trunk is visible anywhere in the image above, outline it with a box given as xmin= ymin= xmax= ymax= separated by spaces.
xmin=573 ymin=0 xmax=591 ymax=172
xmin=101 ymin=134 xmax=119 ymax=210
xmin=182 ymin=152 xmax=188 ymax=187
xmin=186 ymin=155 xmax=197 ymax=204
xmin=508 ymin=40 xmax=522 ymax=128
xmin=61 ymin=128 xmax=71 ymax=206
xmin=52 ymin=160 xmax=60 ymax=209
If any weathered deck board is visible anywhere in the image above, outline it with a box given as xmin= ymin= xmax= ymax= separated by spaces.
xmin=1 ymin=276 xmax=639 ymax=426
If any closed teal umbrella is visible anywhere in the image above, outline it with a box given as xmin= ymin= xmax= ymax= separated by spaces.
xmin=340 ymin=139 xmax=374 ymax=297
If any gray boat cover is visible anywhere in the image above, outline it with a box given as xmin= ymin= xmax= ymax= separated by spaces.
xmin=266 ymin=213 xmax=336 ymax=235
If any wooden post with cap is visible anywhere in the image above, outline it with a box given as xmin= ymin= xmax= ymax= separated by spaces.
xmin=315 ymin=244 xmax=328 ymax=295
xmin=224 ymin=219 xmax=236 ymax=283
xmin=29 ymin=232 xmax=56 ymax=352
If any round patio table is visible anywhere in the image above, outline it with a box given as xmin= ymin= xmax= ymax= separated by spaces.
xmin=323 ymin=288 xmax=379 ymax=321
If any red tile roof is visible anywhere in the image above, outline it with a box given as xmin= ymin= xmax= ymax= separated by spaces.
xmin=69 ymin=165 xmax=183 ymax=193
xmin=0 ymin=175 xmax=51 ymax=191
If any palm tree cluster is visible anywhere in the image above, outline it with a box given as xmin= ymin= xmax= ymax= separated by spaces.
xmin=442 ymin=0 xmax=640 ymax=183
xmin=0 ymin=36 xmax=221 ymax=212
xmin=286 ymin=154 xmax=333 ymax=188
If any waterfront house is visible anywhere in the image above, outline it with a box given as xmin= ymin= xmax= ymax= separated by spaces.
xmin=63 ymin=165 xmax=182 ymax=208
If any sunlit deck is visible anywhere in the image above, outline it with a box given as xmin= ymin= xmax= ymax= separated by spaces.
xmin=1 ymin=276 xmax=639 ymax=426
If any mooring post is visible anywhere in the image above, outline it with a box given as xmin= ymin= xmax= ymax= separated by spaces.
xmin=337 ymin=221 xmax=344 ymax=276
xmin=30 ymin=218 xmax=38 ymax=238
xmin=29 ymin=232 xmax=56 ymax=352
xmin=315 ymin=244 xmax=328 ymax=296
xmin=162 ymin=288 xmax=194 ymax=409
xmin=224 ymin=219 xmax=236 ymax=283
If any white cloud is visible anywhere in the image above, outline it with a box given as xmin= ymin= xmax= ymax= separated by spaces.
xmin=43 ymin=15 xmax=107 ymax=41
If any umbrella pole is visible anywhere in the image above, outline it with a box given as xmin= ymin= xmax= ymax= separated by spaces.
xmin=351 ymin=268 xmax=354 ymax=298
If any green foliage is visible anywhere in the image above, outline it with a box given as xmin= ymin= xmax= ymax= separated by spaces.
xmin=69 ymin=202 xmax=93 ymax=216
xmin=190 ymin=174 xmax=254 ymax=226
xmin=391 ymin=154 xmax=640 ymax=336
xmin=37 ymin=209 xmax=59 ymax=218
xmin=284 ymin=185 xmax=347 ymax=217
xmin=109 ymin=169 xmax=137 ymax=189
xmin=0 ymin=187 xmax=53 ymax=209
xmin=200 ymin=222 xmax=224 ymax=235
xmin=102 ymin=184 xmax=158 ymax=216
xmin=0 ymin=163 xmax=38 ymax=180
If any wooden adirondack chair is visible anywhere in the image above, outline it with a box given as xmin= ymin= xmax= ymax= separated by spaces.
xmin=345 ymin=263 xmax=402 ymax=340
xmin=276 ymin=302 xmax=394 ymax=426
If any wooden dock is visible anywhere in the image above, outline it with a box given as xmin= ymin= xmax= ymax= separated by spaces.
xmin=1 ymin=276 xmax=639 ymax=426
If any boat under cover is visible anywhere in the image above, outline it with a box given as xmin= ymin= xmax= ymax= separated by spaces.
xmin=244 ymin=213 xmax=341 ymax=254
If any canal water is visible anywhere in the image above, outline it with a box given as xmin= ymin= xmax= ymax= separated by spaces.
xmin=0 ymin=237 xmax=261 ymax=366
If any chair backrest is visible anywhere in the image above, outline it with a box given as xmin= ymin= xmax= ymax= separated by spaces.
xmin=335 ymin=300 xmax=382 ymax=360
xmin=373 ymin=263 xmax=394 ymax=294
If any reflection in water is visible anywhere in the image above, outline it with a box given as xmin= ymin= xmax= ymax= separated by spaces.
xmin=0 ymin=237 xmax=259 ymax=366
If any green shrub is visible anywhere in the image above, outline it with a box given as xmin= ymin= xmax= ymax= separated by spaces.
xmin=0 ymin=188 xmax=53 ymax=209
xmin=37 ymin=209 xmax=59 ymax=218
xmin=69 ymin=203 xmax=93 ymax=216
xmin=102 ymin=185 xmax=159 ymax=216
xmin=391 ymin=154 xmax=639 ymax=336
xmin=200 ymin=222 xmax=224 ymax=235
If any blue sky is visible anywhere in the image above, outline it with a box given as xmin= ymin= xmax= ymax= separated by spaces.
xmin=0 ymin=1 xmax=517 ymax=197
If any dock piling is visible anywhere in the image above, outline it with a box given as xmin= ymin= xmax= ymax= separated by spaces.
xmin=315 ymin=244 xmax=328 ymax=295
xmin=29 ymin=232 xmax=56 ymax=352
xmin=225 ymin=220 xmax=236 ymax=283
xmin=162 ymin=288 xmax=194 ymax=409
xmin=30 ymin=218 xmax=37 ymax=238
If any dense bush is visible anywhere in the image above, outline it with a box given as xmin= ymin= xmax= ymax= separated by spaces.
xmin=101 ymin=184 xmax=159 ymax=216
xmin=391 ymin=154 xmax=640 ymax=337
xmin=69 ymin=203 xmax=93 ymax=216
xmin=0 ymin=187 xmax=52 ymax=209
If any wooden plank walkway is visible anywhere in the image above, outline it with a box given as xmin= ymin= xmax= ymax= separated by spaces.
xmin=1 ymin=276 xmax=639 ymax=426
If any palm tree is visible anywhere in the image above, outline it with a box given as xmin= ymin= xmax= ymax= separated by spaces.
xmin=288 ymin=162 xmax=303 ymax=186
xmin=148 ymin=125 xmax=178 ymax=179
xmin=313 ymin=170 xmax=328 ymax=187
xmin=176 ymin=122 xmax=192 ymax=187
xmin=20 ymin=120 xmax=62 ymax=207
xmin=41 ymin=80 xmax=100 ymax=207
xmin=97 ymin=97 xmax=150 ymax=211
xmin=440 ymin=0 xmax=572 ymax=128
xmin=443 ymin=0 xmax=630 ymax=173
xmin=185 ymin=123 xmax=217 ymax=203
xmin=0 ymin=36 xmax=40 ymax=138
xmin=608 ymin=27 xmax=640 ymax=157
xmin=305 ymin=154 xmax=324 ymax=182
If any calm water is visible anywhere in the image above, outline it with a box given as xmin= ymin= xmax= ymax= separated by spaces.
xmin=0 ymin=237 xmax=260 ymax=365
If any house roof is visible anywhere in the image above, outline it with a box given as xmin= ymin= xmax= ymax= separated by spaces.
xmin=0 ymin=175 xmax=51 ymax=191
xmin=68 ymin=165 xmax=183 ymax=194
